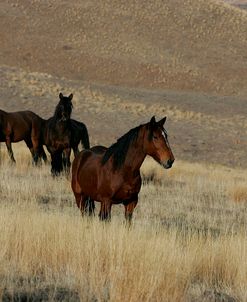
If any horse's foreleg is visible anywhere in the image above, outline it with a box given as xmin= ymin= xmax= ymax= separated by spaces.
xmin=51 ymin=152 xmax=63 ymax=176
xmin=5 ymin=138 xmax=16 ymax=163
xmin=24 ymin=139 xmax=38 ymax=165
xmin=31 ymin=137 xmax=41 ymax=166
xmin=40 ymin=146 xmax=48 ymax=163
xmin=124 ymin=196 xmax=138 ymax=226
xmin=99 ymin=201 xmax=112 ymax=221
xmin=63 ymin=147 xmax=71 ymax=174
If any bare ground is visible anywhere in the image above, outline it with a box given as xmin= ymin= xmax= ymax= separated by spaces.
xmin=1 ymin=0 xmax=247 ymax=96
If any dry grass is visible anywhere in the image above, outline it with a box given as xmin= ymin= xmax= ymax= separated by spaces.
xmin=229 ymin=185 xmax=247 ymax=203
xmin=0 ymin=144 xmax=247 ymax=301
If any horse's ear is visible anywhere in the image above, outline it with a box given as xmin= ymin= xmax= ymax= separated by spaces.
xmin=157 ymin=116 xmax=167 ymax=128
xmin=59 ymin=92 xmax=63 ymax=100
xmin=68 ymin=93 xmax=73 ymax=101
xmin=150 ymin=116 xmax=156 ymax=128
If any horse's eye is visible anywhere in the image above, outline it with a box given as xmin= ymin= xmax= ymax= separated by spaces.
xmin=153 ymin=135 xmax=158 ymax=140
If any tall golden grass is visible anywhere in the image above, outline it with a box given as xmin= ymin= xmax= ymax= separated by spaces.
xmin=0 ymin=143 xmax=247 ymax=301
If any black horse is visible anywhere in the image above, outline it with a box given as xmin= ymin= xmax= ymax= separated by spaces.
xmin=70 ymin=119 xmax=90 ymax=156
xmin=42 ymin=93 xmax=73 ymax=176
xmin=61 ymin=119 xmax=90 ymax=168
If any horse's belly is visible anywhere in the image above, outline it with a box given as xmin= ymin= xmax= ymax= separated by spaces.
xmin=113 ymin=185 xmax=139 ymax=203
xmin=53 ymin=140 xmax=70 ymax=150
xmin=12 ymin=129 xmax=30 ymax=142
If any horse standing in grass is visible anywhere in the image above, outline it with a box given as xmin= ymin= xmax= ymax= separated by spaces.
xmin=0 ymin=109 xmax=47 ymax=164
xmin=62 ymin=118 xmax=90 ymax=168
xmin=42 ymin=93 xmax=73 ymax=176
xmin=70 ymin=119 xmax=90 ymax=156
xmin=71 ymin=116 xmax=175 ymax=223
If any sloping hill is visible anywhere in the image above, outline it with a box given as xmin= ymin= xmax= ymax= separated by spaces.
xmin=1 ymin=66 xmax=247 ymax=168
xmin=1 ymin=0 xmax=247 ymax=95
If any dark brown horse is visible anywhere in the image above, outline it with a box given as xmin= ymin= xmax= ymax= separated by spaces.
xmin=70 ymin=119 xmax=90 ymax=156
xmin=0 ymin=109 xmax=47 ymax=164
xmin=36 ymin=118 xmax=90 ymax=167
xmin=62 ymin=119 xmax=90 ymax=166
xmin=40 ymin=118 xmax=90 ymax=169
xmin=71 ymin=116 xmax=175 ymax=223
xmin=42 ymin=93 xmax=73 ymax=175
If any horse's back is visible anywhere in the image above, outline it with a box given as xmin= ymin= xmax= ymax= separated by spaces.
xmin=72 ymin=147 xmax=106 ymax=176
xmin=4 ymin=110 xmax=42 ymax=126
xmin=72 ymin=146 xmax=107 ymax=195
xmin=71 ymin=119 xmax=85 ymax=128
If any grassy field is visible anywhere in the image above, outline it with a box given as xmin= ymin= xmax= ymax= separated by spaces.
xmin=0 ymin=144 xmax=246 ymax=301
xmin=1 ymin=0 xmax=247 ymax=300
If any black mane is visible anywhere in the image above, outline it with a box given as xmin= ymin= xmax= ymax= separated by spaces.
xmin=102 ymin=125 xmax=142 ymax=170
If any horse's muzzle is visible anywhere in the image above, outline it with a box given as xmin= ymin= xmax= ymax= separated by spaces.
xmin=61 ymin=116 xmax=68 ymax=122
xmin=162 ymin=158 xmax=174 ymax=169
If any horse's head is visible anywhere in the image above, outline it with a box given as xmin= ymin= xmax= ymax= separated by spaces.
xmin=54 ymin=93 xmax=73 ymax=122
xmin=144 ymin=116 xmax=175 ymax=169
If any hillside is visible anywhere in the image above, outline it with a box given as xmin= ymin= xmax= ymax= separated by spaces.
xmin=1 ymin=66 xmax=247 ymax=169
xmin=1 ymin=0 xmax=247 ymax=168
xmin=1 ymin=0 xmax=247 ymax=95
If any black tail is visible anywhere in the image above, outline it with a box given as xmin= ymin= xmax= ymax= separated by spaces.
xmin=85 ymin=197 xmax=95 ymax=216
xmin=80 ymin=123 xmax=90 ymax=150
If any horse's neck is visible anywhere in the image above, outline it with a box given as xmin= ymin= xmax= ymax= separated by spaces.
xmin=124 ymin=130 xmax=146 ymax=172
xmin=52 ymin=118 xmax=70 ymax=132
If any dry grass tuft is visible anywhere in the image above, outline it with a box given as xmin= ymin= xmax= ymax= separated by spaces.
xmin=229 ymin=185 xmax=247 ymax=203
xmin=140 ymin=157 xmax=166 ymax=185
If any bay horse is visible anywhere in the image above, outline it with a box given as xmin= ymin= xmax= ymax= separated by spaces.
xmin=71 ymin=116 xmax=175 ymax=223
xmin=0 ymin=109 xmax=47 ymax=164
xmin=42 ymin=93 xmax=73 ymax=176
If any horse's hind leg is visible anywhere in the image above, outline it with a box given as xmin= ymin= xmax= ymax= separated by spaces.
xmin=74 ymin=192 xmax=88 ymax=217
xmin=24 ymin=139 xmax=37 ymax=164
xmin=30 ymin=123 xmax=43 ymax=165
xmin=5 ymin=138 xmax=16 ymax=163
xmin=31 ymin=138 xmax=41 ymax=165
xmin=85 ymin=197 xmax=95 ymax=216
